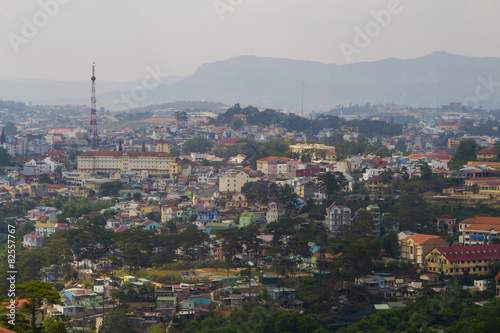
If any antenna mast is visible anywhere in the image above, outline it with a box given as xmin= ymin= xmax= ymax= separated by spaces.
xmin=89 ymin=63 xmax=100 ymax=150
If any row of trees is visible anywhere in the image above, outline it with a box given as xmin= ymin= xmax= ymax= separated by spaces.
xmin=216 ymin=104 xmax=403 ymax=138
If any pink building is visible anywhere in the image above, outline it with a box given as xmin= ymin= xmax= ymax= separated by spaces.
xmin=256 ymin=156 xmax=298 ymax=176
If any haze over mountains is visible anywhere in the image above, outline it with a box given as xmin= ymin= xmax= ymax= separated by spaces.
xmin=2 ymin=52 xmax=500 ymax=111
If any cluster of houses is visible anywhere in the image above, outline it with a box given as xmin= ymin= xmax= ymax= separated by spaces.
xmin=397 ymin=214 xmax=500 ymax=277
xmin=17 ymin=272 xmax=304 ymax=331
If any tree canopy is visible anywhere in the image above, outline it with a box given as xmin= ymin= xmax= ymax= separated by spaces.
xmin=182 ymin=137 xmax=214 ymax=154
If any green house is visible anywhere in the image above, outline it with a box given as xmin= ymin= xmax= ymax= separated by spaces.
xmin=239 ymin=212 xmax=256 ymax=228
xmin=222 ymin=276 xmax=238 ymax=287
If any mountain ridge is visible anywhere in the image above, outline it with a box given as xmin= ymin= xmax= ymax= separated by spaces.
xmin=2 ymin=52 xmax=500 ymax=110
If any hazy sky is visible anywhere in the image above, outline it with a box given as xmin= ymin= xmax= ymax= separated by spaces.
xmin=1 ymin=0 xmax=499 ymax=81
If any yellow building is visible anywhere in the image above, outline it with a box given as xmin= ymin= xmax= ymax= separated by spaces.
xmin=425 ymin=244 xmax=500 ymax=276
xmin=219 ymin=171 xmax=258 ymax=192
xmin=233 ymin=114 xmax=247 ymax=124
xmin=155 ymin=140 xmax=170 ymax=153
xmin=77 ymin=151 xmax=175 ymax=177
xmin=84 ymin=180 xmax=105 ymax=196
xmin=365 ymin=176 xmax=390 ymax=193
xmin=399 ymin=234 xmax=448 ymax=265
xmin=477 ymin=147 xmax=499 ymax=161
xmin=447 ymin=138 xmax=460 ymax=150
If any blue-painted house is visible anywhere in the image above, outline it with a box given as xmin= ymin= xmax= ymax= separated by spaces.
xmin=140 ymin=220 xmax=163 ymax=230
xmin=187 ymin=294 xmax=212 ymax=306
xmin=195 ymin=206 xmax=220 ymax=223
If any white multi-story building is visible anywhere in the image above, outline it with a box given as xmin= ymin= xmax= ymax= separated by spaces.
xmin=62 ymin=171 xmax=88 ymax=186
xmin=219 ymin=171 xmax=258 ymax=192
xmin=266 ymin=202 xmax=285 ymax=223
xmin=35 ymin=222 xmax=59 ymax=237
xmin=23 ymin=234 xmax=44 ymax=248
xmin=325 ymin=203 xmax=352 ymax=237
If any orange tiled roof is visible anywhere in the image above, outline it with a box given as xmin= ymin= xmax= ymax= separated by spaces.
xmin=478 ymin=148 xmax=498 ymax=155
xmin=407 ymin=153 xmax=453 ymax=160
xmin=461 ymin=216 xmax=500 ymax=225
xmin=401 ymin=233 xmax=444 ymax=244
xmin=463 ymin=224 xmax=500 ymax=231
xmin=80 ymin=151 xmax=173 ymax=157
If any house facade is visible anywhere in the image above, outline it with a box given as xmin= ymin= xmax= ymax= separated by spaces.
xmin=77 ymin=151 xmax=175 ymax=176
xmin=325 ymin=203 xmax=351 ymax=237
xmin=426 ymin=244 xmax=500 ymax=276
xmin=400 ymin=234 xmax=449 ymax=265
xmin=219 ymin=171 xmax=258 ymax=192
xmin=256 ymin=156 xmax=298 ymax=176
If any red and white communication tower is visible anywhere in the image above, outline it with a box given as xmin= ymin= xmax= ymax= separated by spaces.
xmin=88 ymin=63 xmax=100 ymax=150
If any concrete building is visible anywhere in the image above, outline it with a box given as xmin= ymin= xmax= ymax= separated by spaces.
xmin=256 ymin=156 xmax=298 ymax=176
xmin=77 ymin=151 xmax=175 ymax=176
xmin=325 ymin=203 xmax=351 ymax=237
xmin=219 ymin=171 xmax=258 ymax=192
xmin=400 ymin=234 xmax=449 ymax=266
xmin=426 ymin=244 xmax=500 ymax=276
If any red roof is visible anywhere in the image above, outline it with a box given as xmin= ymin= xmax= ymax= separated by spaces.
xmin=461 ymin=216 xmax=500 ymax=225
xmin=436 ymin=244 xmax=500 ymax=262
xmin=423 ymin=273 xmax=440 ymax=278
xmin=11 ymin=156 xmax=28 ymax=162
xmin=115 ymin=226 xmax=130 ymax=233
xmin=24 ymin=234 xmax=40 ymax=238
xmin=439 ymin=214 xmax=455 ymax=220
xmin=467 ymin=177 xmax=500 ymax=182
xmin=257 ymin=156 xmax=291 ymax=162
xmin=2 ymin=298 xmax=30 ymax=309
xmin=163 ymin=203 xmax=178 ymax=208
xmin=478 ymin=148 xmax=498 ymax=155
xmin=37 ymin=149 xmax=67 ymax=161
xmin=217 ymin=138 xmax=240 ymax=145
xmin=463 ymin=224 xmax=500 ymax=231
xmin=80 ymin=151 xmax=173 ymax=157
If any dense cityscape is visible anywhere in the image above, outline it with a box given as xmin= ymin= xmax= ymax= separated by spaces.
xmin=2 ymin=96 xmax=500 ymax=332
xmin=2 ymin=1 xmax=500 ymax=332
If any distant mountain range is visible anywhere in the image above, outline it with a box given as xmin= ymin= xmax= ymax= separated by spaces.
xmin=2 ymin=52 xmax=500 ymax=111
